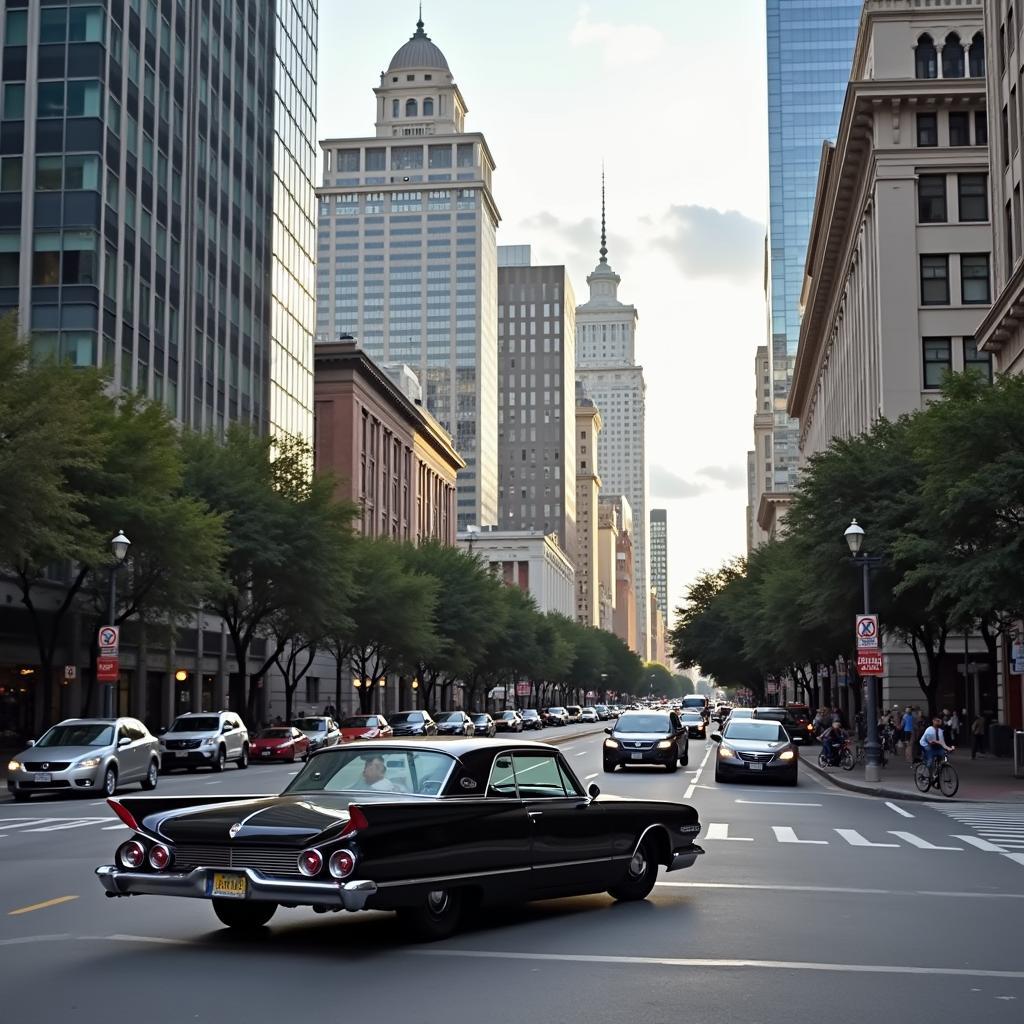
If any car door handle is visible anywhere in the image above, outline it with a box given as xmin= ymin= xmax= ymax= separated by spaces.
xmin=528 ymin=810 xmax=543 ymax=818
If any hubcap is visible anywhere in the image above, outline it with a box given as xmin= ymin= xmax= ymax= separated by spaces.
xmin=628 ymin=851 xmax=647 ymax=877
xmin=426 ymin=890 xmax=449 ymax=915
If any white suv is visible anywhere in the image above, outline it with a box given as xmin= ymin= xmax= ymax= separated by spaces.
xmin=159 ymin=711 xmax=249 ymax=772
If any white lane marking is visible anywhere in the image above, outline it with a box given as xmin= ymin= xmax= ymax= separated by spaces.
xmin=835 ymin=829 xmax=900 ymax=849
xmin=25 ymin=819 xmax=108 ymax=833
xmin=585 ymin=774 xmax=598 ymax=781
xmin=885 ymin=802 xmax=915 ymax=818
xmin=684 ymin=747 xmax=711 ymax=800
xmin=957 ymin=835 xmax=1009 ymax=853
xmin=655 ymin=881 xmax=1024 ymax=899
xmin=0 ymin=819 xmax=60 ymax=829
xmin=575 ymin=751 xmax=587 ymax=757
xmin=288 ymin=771 xmax=300 ymax=776
xmin=888 ymin=831 xmax=961 ymax=851
xmin=772 ymin=826 xmax=827 ymax=845
xmin=734 ymin=800 xmax=822 ymax=807
xmin=704 ymin=823 xmax=753 ymax=842
xmin=410 ymin=947 xmax=1024 ymax=980
xmin=102 ymin=933 xmax=190 ymax=946
xmin=0 ymin=934 xmax=73 ymax=947
xmin=1004 ymin=853 xmax=1024 ymax=867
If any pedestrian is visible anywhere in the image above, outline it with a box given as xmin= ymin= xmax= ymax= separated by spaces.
xmin=971 ymin=712 xmax=986 ymax=759
xmin=911 ymin=712 xmax=927 ymax=764
xmin=948 ymin=708 xmax=960 ymax=745
xmin=900 ymin=706 xmax=913 ymax=757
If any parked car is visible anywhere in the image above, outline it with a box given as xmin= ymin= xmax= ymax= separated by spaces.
xmin=389 ymin=710 xmax=437 ymax=736
xmin=519 ymin=709 xmax=544 ymax=731
xmin=338 ymin=715 xmax=393 ymax=742
xmin=543 ymin=706 xmax=569 ymax=727
xmin=292 ymin=716 xmax=341 ymax=752
xmin=785 ymin=703 xmax=816 ymax=743
xmin=97 ymin=738 xmax=705 ymax=940
xmin=493 ymin=710 xmax=523 ymax=733
xmin=470 ymin=713 xmax=496 ymax=738
xmin=251 ymin=727 xmax=310 ymax=763
xmin=435 ymin=711 xmax=475 ymax=736
xmin=580 ymin=707 xmax=600 ymax=723
xmin=565 ymin=705 xmax=583 ymax=723
xmin=752 ymin=707 xmax=806 ymax=744
xmin=594 ymin=704 xmax=611 ymax=720
xmin=603 ymin=710 xmax=689 ymax=773
xmin=159 ymin=711 xmax=249 ymax=772
xmin=712 ymin=717 xmax=799 ymax=785
xmin=680 ymin=711 xmax=706 ymax=738
xmin=7 ymin=718 xmax=160 ymax=800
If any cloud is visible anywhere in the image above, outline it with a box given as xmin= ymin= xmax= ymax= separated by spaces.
xmin=697 ymin=464 xmax=747 ymax=489
xmin=650 ymin=464 xmax=709 ymax=500
xmin=519 ymin=211 xmax=635 ymax=268
xmin=569 ymin=3 xmax=665 ymax=68
xmin=652 ymin=205 xmax=764 ymax=285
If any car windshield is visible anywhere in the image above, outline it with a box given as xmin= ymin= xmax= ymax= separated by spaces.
xmin=682 ymin=713 xmax=702 ymax=722
xmin=681 ymin=699 xmax=706 ymax=708
xmin=285 ymin=747 xmax=455 ymax=797
xmin=472 ymin=714 xmax=489 ymax=723
xmin=339 ymin=717 xmax=376 ymax=728
xmin=437 ymin=712 xmax=464 ymax=722
xmin=293 ymin=719 xmax=326 ymax=731
xmin=501 ymin=712 xmax=516 ymax=719
xmin=729 ymin=709 xmax=753 ymax=718
xmin=389 ymin=712 xmax=423 ymax=724
xmin=522 ymin=710 xmax=539 ymax=718
xmin=36 ymin=723 xmax=113 ymax=747
xmin=616 ymin=714 xmax=671 ymax=733
xmin=724 ymin=722 xmax=787 ymax=742
xmin=548 ymin=707 xmax=566 ymax=714
xmin=170 ymin=716 xmax=220 ymax=732
xmin=258 ymin=729 xmax=292 ymax=739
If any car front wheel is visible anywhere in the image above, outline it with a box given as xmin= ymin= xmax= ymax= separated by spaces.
xmin=397 ymin=888 xmax=464 ymax=941
xmin=12 ymin=790 xmax=30 ymax=802
xmin=212 ymin=898 xmax=276 ymax=931
xmin=212 ymin=747 xmax=226 ymax=772
xmin=237 ymin=745 xmax=249 ymax=769
xmin=603 ymin=760 xmax=617 ymax=773
xmin=101 ymin=765 xmax=118 ymax=796
xmin=141 ymin=760 xmax=159 ymax=790
xmin=608 ymin=838 xmax=659 ymax=902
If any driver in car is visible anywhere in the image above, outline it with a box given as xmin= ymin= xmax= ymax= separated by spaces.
xmin=359 ymin=753 xmax=400 ymax=791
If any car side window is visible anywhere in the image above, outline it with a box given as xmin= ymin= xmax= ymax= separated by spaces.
xmin=487 ymin=754 xmax=518 ymax=797
xmin=511 ymin=754 xmax=569 ymax=799
xmin=669 ymin=713 xmax=682 ymax=731
xmin=118 ymin=724 xmax=130 ymax=741
xmin=556 ymin=759 xmax=583 ymax=797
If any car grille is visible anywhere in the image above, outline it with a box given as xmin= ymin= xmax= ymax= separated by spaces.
xmin=621 ymin=740 xmax=655 ymax=750
xmin=171 ymin=844 xmax=302 ymax=878
xmin=21 ymin=780 xmax=71 ymax=789
xmin=23 ymin=761 xmax=71 ymax=771
xmin=738 ymin=752 xmax=774 ymax=763
xmin=164 ymin=739 xmax=202 ymax=750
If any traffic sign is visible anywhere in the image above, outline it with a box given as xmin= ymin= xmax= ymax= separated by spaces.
xmin=63 ymin=665 xmax=77 ymax=680
xmin=515 ymin=681 xmax=531 ymax=696
xmin=856 ymin=649 xmax=884 ymax=676
xmin=97 ymin=656 xmax=119 ymax=681
xmin=856 ymin=615 xmax=879 ymax=649
xmin=97 ymin=625 xmax=119 ymax=655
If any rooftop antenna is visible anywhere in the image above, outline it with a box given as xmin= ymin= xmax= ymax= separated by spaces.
xmin=599 ymin=165 xmax=608 ymax=264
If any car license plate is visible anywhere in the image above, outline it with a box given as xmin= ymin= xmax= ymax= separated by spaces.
xmin=631 ymin=752 xmax=642 ymax=760
xmin=748 ymin=762 xmax=763 ymax=771
xmin=261 ymin=750 xmax=271 ymax=756
xmin=209 ymin=872 xmax=247 ymax=898
xmin=33 ymin=773 xmax=52 ymax=783
xmin=175 ymin=751 xmax=188 ymax=757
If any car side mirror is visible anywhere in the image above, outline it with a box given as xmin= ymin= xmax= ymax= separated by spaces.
xmin=588 ymin=783 xmax=600 ymax=799
xmin=222 ymin=723 xmax=233 ymax=732
xmin=26 ymin=739 xmax=35 ymax=747
xmin=710 ymin=732 xmax=722 ymax=743
xmin=118 ymin=736 xmax=131 ymax=748
xmin=157 ymin=727 xmax=166 ymax=736
xmin=604 ymin=727 xmax=612 ymax=735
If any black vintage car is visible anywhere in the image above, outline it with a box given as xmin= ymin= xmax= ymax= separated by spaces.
xmin=604 ymin=710 xmax=690 ymax=772
xmin=96 ymin=738 xmax=704 ymax=940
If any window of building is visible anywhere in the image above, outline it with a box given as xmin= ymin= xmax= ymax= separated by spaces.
xmin=2 ymin=83 xmax=25 ymax=120
xmin=4 ymin=9 xmax=27 ymax=45
xmin=35 ymin=156 xmax=63 ymax=191
xmin=948 ymin=111 xmax=970 ymax=146
xmin=366 ymin=148 xmax=386 ymax=170
xmin=942 ymin=33 xmax=965 ymax=77
xmin=960 ymin=253 xmax=990 ymax=304
xmin=0 ymin=157 xmax=21 ymax=192
xmin=423 ymin=97 xmax=434 ymax=116
xmin=917 ymin=113 xmax=938 ymax=147
xmin=958 ymin=174 xmax=988 ymax=221
xmin=0 ymin=233 xmax=18 ymax=285
xmin=918 ymin=175 xmax=947 ymax=222
xmin=923 ymin=337 xmax=951 ymax=389
xmin=31 ymin=232 xmax=61 ymax=285
xmin=428 ymin=144 xmax=451 ymax=168
xmin=915 ymin=34 xmax=938 ymax=78
xmin=963 ymin=337 xmax=992 ymax=381
xmin=969 ymin=32 xmax=986 ymax=77
xmin=37 ymin=81 xmax=66 ymax=118
xmin=392 ymin=99 xmax=399 ymax=118
xmin=975 ymin=110 xmax=988 ymax=146
xmin=336 ymin=149 xmax=359 ymax=172
xmin=457 ymin=143 xmax=474 ymax=167
xmin=391 ymin=146 xmax=423 ymax=170
xmin=405 ymin=98 xmax=418 ymax=117
xmin=920 ymin=255 xmax=949 ymax=305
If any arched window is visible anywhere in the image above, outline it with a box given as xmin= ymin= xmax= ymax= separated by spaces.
xmin=405 ymin=98 xmax=418 ymax=117
xmin=423 ymin=97 xmax=434 ymax=116
xmin=915 ymin=33 xmax=938 ymax=78
xmin=392 ymin=98 xmax=399 ymax=118
xmin=943 ymin=32 xmax=965 ymax=77
xmin=969 ymin=32 xmax=986 ymax=77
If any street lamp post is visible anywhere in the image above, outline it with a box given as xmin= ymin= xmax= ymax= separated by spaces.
xmin=844 ymin=519 xmax=883 ymax=783
xmin=103 ymin=530 xmax=131 ymax=719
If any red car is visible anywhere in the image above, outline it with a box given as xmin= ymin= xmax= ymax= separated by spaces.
xmin=250 ymin=727 xmax=309 ymax=763
xmin=338 ymin=715 xmax=393 ymax=742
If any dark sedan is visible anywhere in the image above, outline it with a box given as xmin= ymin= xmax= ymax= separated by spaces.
xmin=389 ymin=711 xmax=437 ymax=737
xmin=604 ymin=710 xmax=689 ymax=773
xmin=712 ymin=718 xmax=799 ymax=785
xmin=680 ymin=711 xmax=706 ymax=739
xmin=752 ymin=706 xmax=807 ymax=744
xmin=493 ymin=711 xmax=523 ymax=733
xmin=435 ymin=711 xmax=475 ymax=736
xmin=96 ymin=738 xmax=705 ymax=941
xmin=519 ymin=709 xmax=544 ymax=731
xmin=543 ymin=707 xmax=569 ymax=727
xmin=470 ymin=713 xmax=496 ymax=738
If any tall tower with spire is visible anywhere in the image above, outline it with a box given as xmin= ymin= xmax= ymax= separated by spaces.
xmin=575 ymin=175 xmax=650 ymax=660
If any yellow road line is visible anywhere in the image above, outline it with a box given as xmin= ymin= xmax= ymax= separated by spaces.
xmin=8 ymin=895 xmax=79 ymax=916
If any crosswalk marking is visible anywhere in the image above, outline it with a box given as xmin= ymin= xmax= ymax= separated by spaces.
xmin=704 ymin=823 xmax=753 ymax=842
xmin=772 ymin=826 xmax=827 ymax=845
xmin=887 ymin=831 xmax=961 ymax=851
xmin=936 ymin=803 xmax=1024 ymax=856
xmin=835 ymin=829 xmax=900 ymax=848
xmin=956 ymin=835 xmax=1008 ymax=852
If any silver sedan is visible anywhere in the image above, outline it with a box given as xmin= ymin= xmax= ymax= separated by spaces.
xmin=6 ymin=718 xmax=161 ymax=801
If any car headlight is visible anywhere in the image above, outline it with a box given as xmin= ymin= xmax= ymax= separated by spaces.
xmin=719 ymin=745 xmax=736 ymax=759
xmin=8 ymin=760 xmax=21 ymax=772
xmin=657 ymin=739 xmax=674 ymax=749
xmin=779 ymin=750 xmax=795 ymax=760
xmin=77 ymin=757 xmax=102 ymax=769
xmin=604 ymin=739 xmax=618 ymax=749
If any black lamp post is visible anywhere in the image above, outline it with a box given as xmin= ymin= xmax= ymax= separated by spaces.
xmin=844 ymin=519 xmax=883 ymax=783
xmin=103 ymin=530 xmax=131 ymax=719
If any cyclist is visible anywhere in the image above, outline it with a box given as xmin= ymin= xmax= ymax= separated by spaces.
xmin=919 ymin=715 xmax=955 ymax=770
xmin=821 ymin=719 xmax=846 ymax=766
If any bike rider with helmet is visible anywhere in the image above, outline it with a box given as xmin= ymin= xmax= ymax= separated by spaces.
xmin=919 ymin=715 xmax=954 ymax=769
xmin=820 ymin=719 xmax=846 ymax=766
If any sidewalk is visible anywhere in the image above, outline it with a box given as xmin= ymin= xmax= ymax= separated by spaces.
xmin=805 ymin=743 xmax=1024 ymax=803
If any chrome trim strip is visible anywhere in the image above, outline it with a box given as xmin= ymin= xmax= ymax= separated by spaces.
xmin=375 ymin=866 xmax=531 ymax=889
xmin=631 ymin=823 xmax=673 ymax=862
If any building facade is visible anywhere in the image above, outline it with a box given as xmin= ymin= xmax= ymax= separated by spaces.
xmin=575 ymin=186 xmax=649 ymax=658
xmin=599 ymin=495 xmax=637 ymax=654
xmin=746 ymin=343 xmax=774 ymax=553
xmin=0 ymin=0 xmax=317 ymax=443
xmin=766 ymin=0 xmax=862 ymax=491
xmin=314 ymin=17 xmax=500 ymax=532
xmin=575 ymin=387 xmax=602 ymax=626
xmin=313 ymin=340 xmax=464 ymax=545
xmin=456 ymin=528 xmax=574 ymax=618
xmin=596 ymin=499 xmax=618 ymax=633
xmin=496 ymin=256 xmax=577 ymax=564
xmin=649 ymin=508 xmax=668 ymax=624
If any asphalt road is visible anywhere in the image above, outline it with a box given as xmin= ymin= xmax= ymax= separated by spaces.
xmin=3 ymin=727 xmax=1023 ymax=1023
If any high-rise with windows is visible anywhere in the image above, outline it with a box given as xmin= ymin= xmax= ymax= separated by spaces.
xmin=315 ymin=17 xmax=500 ymax=531
xmin=766 ymin=0 xmax=861 ymax=490
xmin=649 ymin=509 xmax=668 ymax=623
xmin=0 ymin=0 xmax=318 ymax=443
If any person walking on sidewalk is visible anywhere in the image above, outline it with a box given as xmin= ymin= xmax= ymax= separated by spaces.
xmin=911 ymin=711 xmax=927 ymax=764
xmin=901 ymin=706 xmax=914 ymax=759
xmin=971 ymin=712 xmax=986 ymax=759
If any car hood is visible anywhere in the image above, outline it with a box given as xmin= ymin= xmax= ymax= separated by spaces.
xmin=612 ymin=731 xmax=673 ymax=741
xmin=723 ymin=738 xmax=791 ymax=752
xmin=161 ymin=731 xmax=217 ymax=742
xmin=17 ymin=744 xmax=112 ymax=761
xmin=157 ymin=795 xmax=351 ymax=845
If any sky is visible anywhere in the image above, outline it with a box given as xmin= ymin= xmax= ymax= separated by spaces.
xmin=317 ymin=0 xmax=771 ymax=620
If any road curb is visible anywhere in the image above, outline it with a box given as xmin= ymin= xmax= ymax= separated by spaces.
xmin=544 ymin=727 xmax=606 ymax=746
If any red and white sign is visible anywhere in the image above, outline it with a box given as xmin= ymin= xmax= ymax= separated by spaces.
xmin=856 ymin=649 xmax=884 ymax=676
xmin=856 ymin=615 xmax=879 ymax=649
xmin=97 ymin=625 xmax=119 ymax=655
xmin=515 ymin=681 xmax=531 ymax=697
xmin=97 ymin=656 xmax=119 ymax=681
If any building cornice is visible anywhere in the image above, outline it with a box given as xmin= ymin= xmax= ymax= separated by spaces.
xmin=756 ymin=491 xmax=793 ymax=533
xmin=975 ymin=258 xmax=1024 ymax=353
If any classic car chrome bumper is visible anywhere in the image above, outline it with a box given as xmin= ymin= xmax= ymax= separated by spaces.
xmin=668 ymin=844 xmax=705 ymax=872
xmin=95 ymin=865 xmax=377 ymax=911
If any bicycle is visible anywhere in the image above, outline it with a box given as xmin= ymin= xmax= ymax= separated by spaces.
xmin=818 ymin=742 xmax=855 ymax=772
xmin=913 ymin=750 xmax=959 ymax=797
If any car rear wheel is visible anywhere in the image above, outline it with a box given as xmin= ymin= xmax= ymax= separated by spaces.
xmin=102 ymin=766 xmax=118 ymax=797
xmin=608 ymin=838 xmax=659 ymax=902
xmin=237 ymin=745 xmax=249 ymax=769
xmin=141 ymin=760 xmax=159 ymax=790
xmin=212 ymin=747 xmax=226 ymax=772
xmin=397 ymin=888 xmax=464 ymax=941
xmin=212 ymin=898 xmax=276 ymax=931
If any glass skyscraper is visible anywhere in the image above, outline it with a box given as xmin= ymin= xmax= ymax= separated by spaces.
xmin=766 ymin=0 xmax=860 ymax=489
xmin=0 ymin=0 xmax=317 ymax=444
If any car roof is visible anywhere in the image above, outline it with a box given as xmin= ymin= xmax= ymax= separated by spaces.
xmin=308 ymin=736 xmax=555 ymax=758
xmin=52 ymin=718 xmax=118 ymax=725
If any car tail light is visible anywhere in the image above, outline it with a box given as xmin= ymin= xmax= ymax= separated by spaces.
xmin=329 ymin=848 xmax=357 ymax=879
xmin=298 ymin=848 xmax=323 ymax=877
xmin=107 ymin=799 xmax=139 ymax=832
xmin=148 ymin=844 xmax=172 ymax=870
xmin=339 ymin=804 xmax=369 ymax=838
xmin=118 ymin=840 xmax=146 ymax=869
